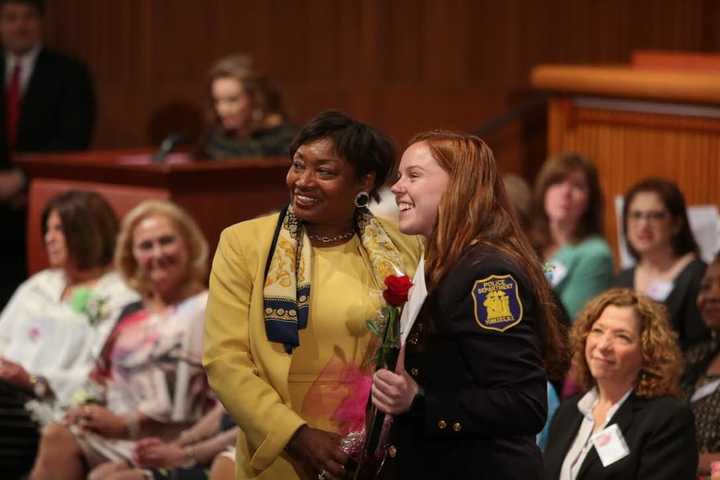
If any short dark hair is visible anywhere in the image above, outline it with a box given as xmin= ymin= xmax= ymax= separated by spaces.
xmin=289 ymin=110 xmax=395 ymax=202
xmin=621 ymin=178 xmax=698 ymax=260
xmin=41 ymin=190 xmax=119 ymax=270
xmin=0 ymin=0 xmax=44 ymax=14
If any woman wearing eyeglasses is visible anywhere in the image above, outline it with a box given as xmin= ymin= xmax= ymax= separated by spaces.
xmin=613 ymin=178 xmax=709 ymax=350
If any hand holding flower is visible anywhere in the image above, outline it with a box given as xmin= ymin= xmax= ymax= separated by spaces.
xmin=371 ymin=347 xmax=418 ymax=415
xmin=371 ymin=368 xmax=418 ymax=415
xmin=286 ymin=425 xmax=349 ymax=480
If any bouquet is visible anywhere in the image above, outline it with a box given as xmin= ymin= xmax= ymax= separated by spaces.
xmin=340 ymin=272 xmax=412 ymax=479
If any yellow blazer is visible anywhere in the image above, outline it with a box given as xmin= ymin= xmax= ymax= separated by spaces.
xmin=203 ymin=212 xmax=422 ymax=478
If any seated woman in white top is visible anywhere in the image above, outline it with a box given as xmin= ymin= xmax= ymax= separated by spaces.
xmin=543 ymin=288 xmax=697 ymax=480
xmin=0 ymin=190 xmax=138 ymax=478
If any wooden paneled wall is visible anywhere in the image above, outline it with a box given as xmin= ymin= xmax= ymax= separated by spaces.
xmin=42 ymin=0 xmax=720 ymax=177
xmin=548 ymin=99 xmax=720 ymax=260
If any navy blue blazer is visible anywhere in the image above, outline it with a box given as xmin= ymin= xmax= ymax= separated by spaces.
xmin=381 ymin=244 xmax=548 ymax=479
xmin=543 ymin=392 xmax=698 ymax=480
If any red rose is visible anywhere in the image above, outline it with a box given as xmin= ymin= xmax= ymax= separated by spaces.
xmin=383 ymin=274 xmax=413 ymax=306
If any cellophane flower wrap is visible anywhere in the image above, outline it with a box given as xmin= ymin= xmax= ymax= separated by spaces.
xmin=336 ymin=272 xmax=412 ymax=478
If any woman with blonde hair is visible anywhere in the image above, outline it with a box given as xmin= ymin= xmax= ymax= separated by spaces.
xmin=30 ymin=200 xmax=214 ymax=480
xmin=197 ymin=53 xmax=296 ymax=160
xmin=544 ymin=288 xmax=697 ymax=479
xmin=372 ymin=130 xmax=568 ymax=478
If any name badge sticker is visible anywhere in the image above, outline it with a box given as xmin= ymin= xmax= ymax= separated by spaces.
xmin=646 ymin=280 xmax=674 ymax=302
xmin=592 ymin=423 xmax=630 ymax=467
xmin=548 ymin=261 xmax=568 ymax=287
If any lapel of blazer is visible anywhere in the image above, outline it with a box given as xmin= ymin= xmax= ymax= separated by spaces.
xmin=577 ymin=392 xmax=640 ymax=479
xmin=544 ymin=402 xmax=583 ymax=478
xmin=549 ymin=403 xmax=585 ymax=478
xmin=404 ymin=291 xmax=433 ymax=355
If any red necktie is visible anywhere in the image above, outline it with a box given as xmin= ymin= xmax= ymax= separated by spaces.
xmin=6 ymin=61 xmax=21 ymax=150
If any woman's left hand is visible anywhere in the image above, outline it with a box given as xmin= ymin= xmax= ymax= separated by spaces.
xmin=65 ymin=404 xmax=128 ymax=438
xmin=0 ymin=358 xmax=32 ymax=391
xmin=133 ymin=437 xmax=186 ymax=468
xmin=371 ymin=366 xmax=419 ymax=415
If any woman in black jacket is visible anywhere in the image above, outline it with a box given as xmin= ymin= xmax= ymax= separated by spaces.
xmin=543 ymin=288 xmax=697 ymax=480
xmin=370 ymin=130 xmax=568 ymax=479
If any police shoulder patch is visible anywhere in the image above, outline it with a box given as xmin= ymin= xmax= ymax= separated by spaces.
xmin=471 ymin=274 xmax=523 ymax=332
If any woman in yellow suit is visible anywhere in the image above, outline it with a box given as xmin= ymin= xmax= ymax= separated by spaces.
xmin=203 ymin=111 xmax=422 ymax=480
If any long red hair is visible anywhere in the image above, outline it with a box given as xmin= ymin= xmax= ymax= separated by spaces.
xmin=412 ymin=130 xmax=569 ymax=379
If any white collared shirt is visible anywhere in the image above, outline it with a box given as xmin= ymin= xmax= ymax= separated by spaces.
xmin=5 ymin=44 xmax=41 ymax=94
xmin=399 ymin=254 xmax=427 ymax=345
xmin=559 ymin=387 xmax=633 ymax=480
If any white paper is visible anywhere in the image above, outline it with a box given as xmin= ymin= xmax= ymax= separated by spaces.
xmin=592 ymin=423 xmax=630 ymax=467
xmin=400 ymin=255 xmax=428 ymax=345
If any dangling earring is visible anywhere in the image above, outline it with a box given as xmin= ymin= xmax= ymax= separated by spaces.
xmin=354 ymin=191 xmax=370 ymax=208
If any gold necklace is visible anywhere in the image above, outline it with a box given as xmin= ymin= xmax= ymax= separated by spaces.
xmin=307 ymin=230 xmax=355 ymax=244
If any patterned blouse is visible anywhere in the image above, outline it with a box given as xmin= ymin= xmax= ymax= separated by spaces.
xmin=100 ymin=291 xmax=211 ymax=422
xmin=682 ymin=337 xmax=720 ymax=452
xmin=71 ymin=291 xmax=213 ymax=466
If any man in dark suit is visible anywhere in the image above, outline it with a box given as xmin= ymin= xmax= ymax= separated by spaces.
xmin=0 ymin=0 xmax=95 ymax=307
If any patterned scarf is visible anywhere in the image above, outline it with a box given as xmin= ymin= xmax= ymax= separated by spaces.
xmin=263 ymin=206 xmax=403 ymax=353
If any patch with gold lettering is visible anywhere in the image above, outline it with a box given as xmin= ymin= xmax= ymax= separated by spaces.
xmin=471 ymin=274 xmax=523 ymax=332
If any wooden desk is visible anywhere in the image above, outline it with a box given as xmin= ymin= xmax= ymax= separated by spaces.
xmin=17 ymin=150 xmax=290 ymax=274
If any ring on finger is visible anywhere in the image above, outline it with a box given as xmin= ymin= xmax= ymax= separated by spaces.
xmin=317 ymin=470 xmax=329 ymax=480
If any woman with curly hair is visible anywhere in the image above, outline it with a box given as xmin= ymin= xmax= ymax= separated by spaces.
xmin=544 ymin=288 xmax=697 ymax=480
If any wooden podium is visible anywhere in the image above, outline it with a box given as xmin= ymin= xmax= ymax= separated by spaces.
xmin=531 ymin=51 xmax=720 ymax=258
xmin=17 ymin=151 xmax=290 ymax=274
